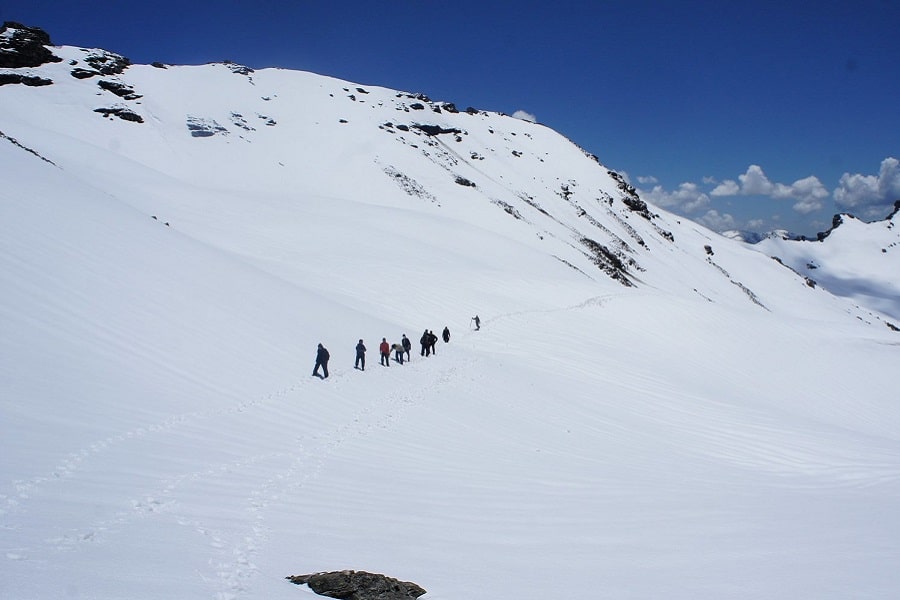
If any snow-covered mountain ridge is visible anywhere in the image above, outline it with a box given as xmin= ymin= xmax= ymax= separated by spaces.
xmin=2 ymin=22 xmax=894 ymax=328
xmin=755 ymin=205 xmax=900 ymax=320
xmin=3 ymin=23 xmax=900 ymax=600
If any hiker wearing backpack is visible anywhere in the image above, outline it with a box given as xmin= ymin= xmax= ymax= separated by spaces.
xmin=391 ymin=342 xmax=405 ymax=364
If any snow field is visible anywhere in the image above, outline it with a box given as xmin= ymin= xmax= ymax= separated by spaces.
xmin=2 ymin=48 xmax=900 ymax=599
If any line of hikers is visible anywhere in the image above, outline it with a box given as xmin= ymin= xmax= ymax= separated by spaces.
xmin=313 ymin=326 xmax=452 ymax=379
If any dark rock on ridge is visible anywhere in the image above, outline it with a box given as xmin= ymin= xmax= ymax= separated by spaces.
xmin=816 ymin=213 xmax=848 ymax=242
xmin=286 ymin=570 xmax=426 ymax=600
xmin=223 ymin=60 xmax=254 ymax=76
xmin=83 ymin=50 xmax=131 ymax=75
xmin=0 ymin=22 xmax=62 ymax=68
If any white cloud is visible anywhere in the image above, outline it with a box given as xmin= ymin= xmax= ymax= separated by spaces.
xmin=709 ymin=165 xmax=828 ymax=214
xmin=834 ymin=157 xmax=900 ymax=218
xmin=787 ymin=175 xmax=829 ymax=213
xmin=739 ymin=165 xmax=775 ymax=196
xmin=637 ymin=175 xmax=658 ymax=185
xmin=699 ymin=209 xmax=736 ymax=231
xmin=792 ymin=197 xmax=823 ymax=214
xmin=512 ymin=110 xmax=536 ymax=123
xmin=640 ymin=182 xmax=710 ymax=213
xmin=710 ymin=180 xmax=740 ymax=196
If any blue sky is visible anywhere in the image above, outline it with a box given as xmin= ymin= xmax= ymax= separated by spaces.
xmin=4 ymin=1 xmax=898 ymax=236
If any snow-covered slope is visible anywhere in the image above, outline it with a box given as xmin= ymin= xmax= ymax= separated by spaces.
xmin=756 ymin=207 xmax=900 ymax=320
xmin=3 ymin=25 xmax=900 ymax=600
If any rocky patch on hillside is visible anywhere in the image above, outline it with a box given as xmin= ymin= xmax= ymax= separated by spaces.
xmin=286 ymin=570 xmax=426 ymax=600
xmin=1 ymin=129 xmax=56 ymax=164
xmin=98 ymin=79 xmax=142 ymax=100
xmin=187 ymin=116 xmax=228 ymax=137
xmin=0 ymin=22 xmax=61 ymax=68
xmin=70 ymin=67 xmax=98 ymax=79
xmin=83 ymin=49 xmax=131 ymax=75
xmin=413 ymin=123 xmax=463 ymax=139
xmin=94 ymin=106 xmax=144 ymax=123
xmin=706 ymin=257 xmax=769 ymax=310
xmin=381 ymin=164 xmax=437 ymax=203
xmin=0 ymin=72 xmax=53 ymax=86
xmin=581 ymin=236 xmax=634 ymax=286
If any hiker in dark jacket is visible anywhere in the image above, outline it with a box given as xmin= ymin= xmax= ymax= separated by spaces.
xmin=401 ymin=334 xmax=411 ymax=361
xmin=442 ymin=326 xmax=450 ymax=343
xmin=313 ymin=343 xmax=330 ymax=378
xmin=428 ymin=330 xmax=438 ymax=355
xmin=355 ymin=339 xmax=366 ymax=370
xmin=420 ymin=330 xmax=430 ymax=356
xmin=379 ymin=337 xmax=391 ymax=366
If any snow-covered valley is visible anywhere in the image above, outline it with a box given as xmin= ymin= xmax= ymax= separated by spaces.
xmin=2 ymin=24 xmax=899 ymax=599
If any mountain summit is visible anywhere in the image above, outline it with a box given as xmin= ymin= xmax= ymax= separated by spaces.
xmin=2 ymin=25 xmax=900 ymax=600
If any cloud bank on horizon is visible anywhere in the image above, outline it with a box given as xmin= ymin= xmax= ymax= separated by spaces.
xmin=636 ymin=157 xmax=900 ymax=235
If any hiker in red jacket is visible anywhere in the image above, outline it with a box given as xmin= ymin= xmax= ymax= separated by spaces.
xmin=379 ymin=337 xmax=391 ymax=366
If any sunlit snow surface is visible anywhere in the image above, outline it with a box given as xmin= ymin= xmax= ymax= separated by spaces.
xmin=2 ymin=45 xmax=900 ymax=599
xmin=756 ymin=214 xmax=900 ymax=321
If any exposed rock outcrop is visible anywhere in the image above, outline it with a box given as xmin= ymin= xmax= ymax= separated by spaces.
xmin=816 ymin=213 xmax=849 ymax=241
xmin=0 ymin=22 xmax=62 ymax=68
xmin=0 ymin=73 xmax=53 ymax=86
xmin=83 ymin=49 xmax=131 ymax=75
xmin=94 ymin=106 xmax=144 ymax=123
xmin=98 ymin=79 xmax=142 ymax=100
xmin=286 ymin=570 xmax=426 ymax=600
